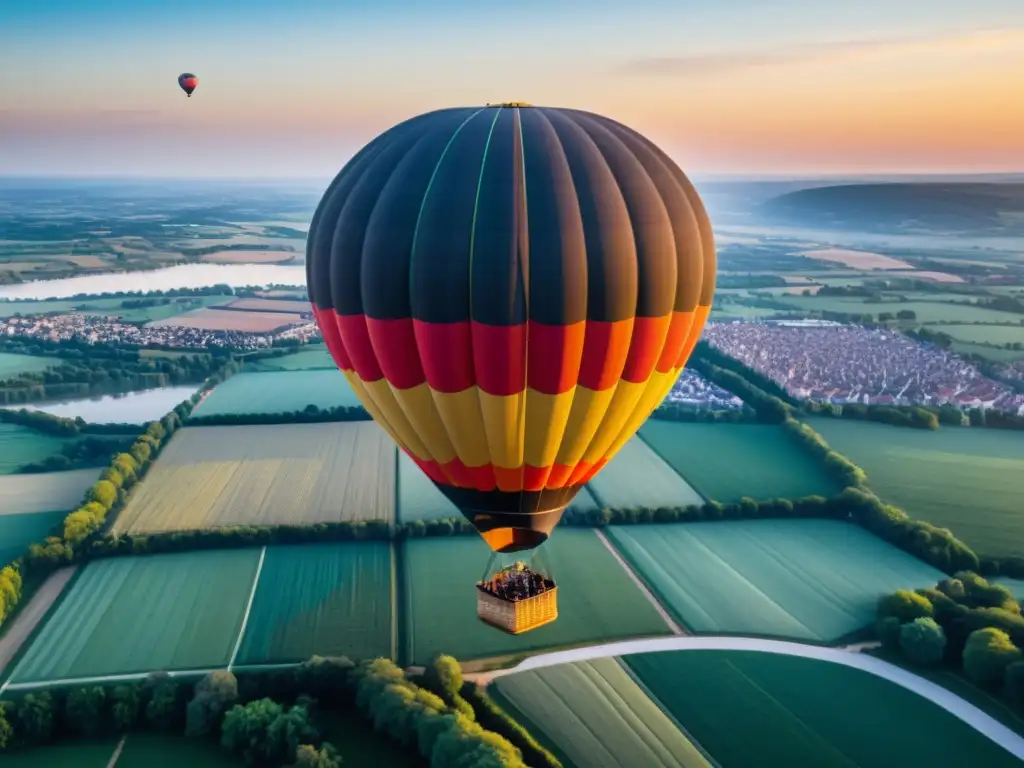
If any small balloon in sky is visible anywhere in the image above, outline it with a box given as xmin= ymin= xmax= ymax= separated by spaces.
xmin=178 ymin=73 xmax=198 ymax=97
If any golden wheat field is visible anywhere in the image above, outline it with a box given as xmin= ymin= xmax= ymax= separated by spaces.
xmin=112 ymin=422 xmax=397 ymax=533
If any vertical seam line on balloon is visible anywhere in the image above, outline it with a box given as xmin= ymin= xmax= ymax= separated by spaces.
xmin=468 ymin=107 xmax=504 ymax=487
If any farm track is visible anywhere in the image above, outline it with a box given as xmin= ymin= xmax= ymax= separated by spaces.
xmin=471 ymin=636 xmax=1024 ymax=760
xmin=0 ymin=566 xmax=77 ymax=684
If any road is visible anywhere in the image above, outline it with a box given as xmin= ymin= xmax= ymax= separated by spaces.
xmin=471 ymin=635 xmax=1024 ymax=761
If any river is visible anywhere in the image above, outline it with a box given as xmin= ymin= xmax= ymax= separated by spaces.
xmin=0 ymin=264 xmax=307 ymax=301
xmin=17 ymin=386 xmax=198 ymax=423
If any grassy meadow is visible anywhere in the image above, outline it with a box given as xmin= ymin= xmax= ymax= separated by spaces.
xmin=492 ymin=657 xmax=711 ymax=768
xmin=247 ymin=345 xmax=336 ymax=371
xmin=587 ymin=437 xmax=704 ymax=509
xmin=112 ymin=422 xmax=397 ymax=533
xmin=9 ymin=549 xmax=261 ymax=683
xmin=607 ymin=520 xmax=944 ymax=642
xmin=624 ymin=650 xmax=1022 ymax=768
xmin=639 ymin=421 xmax=841 ymax=501
xmin=191 ymin=370 xmax=361 ymax=417
xmin=0 ymin=510 xmax=66 ymax=564
xmin=235 ymin=542 xmax=395 ymax=666
xmin=0 ymin=423 xmax=72 ymax=474
xmin=402 ymin=529 xmax=672 ymax=666
xmin=0 ymin=352 xmax=56 ymax=378
xmin=396 ymin=451 xmax=459 ymax=522
xmin=0 ymin=469 xmax=99 ymax=515
xmin=810 ymin=419 xmax=1024 ymax=557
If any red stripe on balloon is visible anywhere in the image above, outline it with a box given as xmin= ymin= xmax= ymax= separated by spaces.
xmin=413 ymin=320 xmax=475 ymax=393
xmin=365 ymin=317 xmax=426 ymax=390
xmin=621 ymin=314 xmax=672 ymax=383
xmin=335 ymin=313 xmax=384 ymax=382
xmin=577 ymin=319 xmax=634 ymax=392
xmin=470 ymin=321 xmax=526 ymax=397
xmin=312 ymin=307 xmax=352 ymax=371
xmin=527 ymin=320 xmax=585 ymax=396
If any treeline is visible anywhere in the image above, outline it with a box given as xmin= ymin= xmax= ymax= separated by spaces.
xmin=804 ymin=401 xmax=950 ymax=430
xmin=649 ymin=402 xmax=756 ymax=423
xmin=187 ymin=404 xmax=372 ymax=427
xmin=18 ymin=435 xmax=137 ymax=474
xmin=0 ymin=655 xmax=532 ymax=767
xmin=688 ymin=358 xmax=792 ymax=423
xmin=691 ymin=341 xmax=800 ymax=405
xmin=876 ymin=574 xmax=1024 ymax=714
xmin=0 ymin=409 xmax=144 ymax=436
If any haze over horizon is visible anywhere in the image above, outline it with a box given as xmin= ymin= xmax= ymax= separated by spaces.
xmin=2 ymin=0 xmax=1023 ymax=178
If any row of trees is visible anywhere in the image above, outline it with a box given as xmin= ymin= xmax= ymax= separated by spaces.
xmin=780 ymin=418 xmax=867 ymax=487
xmin=18 ymin=435 xmax=137 ymax=474
xmin=0 ymin=284 xmax=300 ymax=305
xmin=0 ymin=654 xmax=530 ymax=766
xmin=188 ymin=404 xmax=373 ymax=427
xmin=0 ymin=409 xmax=144 ymax=437
xmin=877 ymin=574 xmax=1024 ymax=712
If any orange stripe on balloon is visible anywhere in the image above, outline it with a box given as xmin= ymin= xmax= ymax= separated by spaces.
xmin=621 ymin=314 xmax=672 ymax=383
xmin=545 ymin=463 xmax=577 ymax=489
xmin=656 ymin=310 xmax=695 ymax=373
xmin=577 ymin=457 xmax=609 ymax=485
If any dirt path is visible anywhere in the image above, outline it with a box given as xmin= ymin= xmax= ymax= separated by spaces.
xmin=475 ymin=636 xmax=1024 ymax=760
xmin=106 ymin=735 xmax=127 ymax=768
xmin=0 ymin=566 xmax=77 ymax=682
xmin=594 ymin=529 xmax=686 ymax=635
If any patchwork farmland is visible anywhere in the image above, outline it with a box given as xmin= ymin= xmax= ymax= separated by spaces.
xmin=190 ymin=370 xmax=361 ymax=417
xmin=809 ymin=418 xmax=1024 ymax=557
xmin=0 ymin=468 xmax=99 ymax=516
xmin=587 ymin=436 xmax=704 ymax=508
xmin=146 ymin=307 xmax=305 ymax=332
xmin=607 ymin=519 xmax=944 ymax=642
xmin=234 ymin=542 xmax=395 ymax=666
xmin=402 ymin=529 xmax=673 ymax=666
xmin=492 ymin=657 xmax=711 ymax=768
xmin=639 ymin=421 xmax=841 ymax=501
xmin=623 ymin=650 xmax=1022 ymax=768
xmin=7 ymin=549 xmax=261 ymax=684
xmin=112 ymin=422 xmax=397 ymax=533
xmin=247 ymin=345 xmax=336 ymax=371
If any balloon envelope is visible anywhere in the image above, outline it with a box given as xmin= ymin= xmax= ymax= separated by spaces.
xmin=307 ymin=104 xmax=715 ymax=553
xmin=178 ymin=73 xmax=198 ymax=96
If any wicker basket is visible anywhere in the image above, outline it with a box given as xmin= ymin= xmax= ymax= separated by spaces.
xmin=476 ymin=583 xmax=558 ymax=634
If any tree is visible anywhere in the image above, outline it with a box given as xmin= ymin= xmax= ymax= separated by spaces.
xmin=14 ymin=692 xmax=54 ymax=744
xmin=146 ymin=679 xmax=182 ymax=730
xmin=0 ymin=703 xmax=13 ymax=750
xmin=425 ymin=654 xmax=463 ymax=701
xmin=186 ymin=670 xmax=239 ymax=737
xmin=900 ymin=618 xmax=947 ymax=666
xmin=87 ymin=480 xmax=118 ymax=509
xmin=265 ymin=702 xmax=320 ymax=764
xmin=877 ymin=590 xmax=933 ymax=623
xmin=964 ymin=628 xmax=1023 ymax=687
xmin=293 ymin=743 xmax=344 ymax=767
xmin=111 ymin=685 xmax=141 ymax=732
xmin=876 ymin=616 xmax=902 ymax=650
xmin=66 ymin=687 xmax=107 ymax=737
xmin=221 ymin=698 xmax=285 ymax=764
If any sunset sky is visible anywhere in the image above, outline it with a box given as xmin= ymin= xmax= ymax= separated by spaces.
xmin=2 ymin=0 xmax=1022 ymax=178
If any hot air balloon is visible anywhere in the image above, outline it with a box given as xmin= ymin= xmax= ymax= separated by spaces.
xmin=178 ymin=73 xmax=198 ymax=97
xmin=306 ymin=103 xmax=715 ymax=633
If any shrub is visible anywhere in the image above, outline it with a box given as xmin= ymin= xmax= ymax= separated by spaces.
xmin=964 ymin=628 xmax=1023 ymax=688
xmin=900 ymin=618 xmax=947 ymax=667
xmin=878 ymin=590 xmax=933 ymax=623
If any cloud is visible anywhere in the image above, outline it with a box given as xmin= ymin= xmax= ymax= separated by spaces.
xmin=616 ymin=27 xmax=1024 ymax=77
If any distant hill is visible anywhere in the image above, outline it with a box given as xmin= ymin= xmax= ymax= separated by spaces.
xmin=760 ymin=183 xmax=1024 ymax=235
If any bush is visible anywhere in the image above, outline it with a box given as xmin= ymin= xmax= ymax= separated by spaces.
xmin=65 ymin=687 xmax=107 ymax=737
xmin=186 ymin=670 xmax=239 ymax=737
xmin=964 ymin=628 xmax=1023 ymax=688
xmin=899 ymin=618 xmax=947 ymax=667
xmin=876 ymin=616 xmax=902 ymax=650
xmin=292 ymin=742 xmax=343 ymax=767
xmin=878 ymin=590 xmax=933 ymax=623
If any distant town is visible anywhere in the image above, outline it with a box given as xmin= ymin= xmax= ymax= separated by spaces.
xmin=705 ymin=320 xmax=1024 ymax=415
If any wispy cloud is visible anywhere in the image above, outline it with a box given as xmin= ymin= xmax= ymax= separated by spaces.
xmin=617 ymin=27 xmax=1024 ymax=77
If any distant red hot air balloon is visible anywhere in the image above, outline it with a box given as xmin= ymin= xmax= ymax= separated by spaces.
xmin=178 ymin=73 xmax=198 ymax=97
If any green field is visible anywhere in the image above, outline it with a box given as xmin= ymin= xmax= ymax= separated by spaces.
xmin=0 ymin=297 xmax=223 ymax=323
xmin=248 ymin=345 xmax=336 ymax=371
xmin=810 ymin=419 xmax=1024 ymax=557
xmin=938 ymin=323 xmax=1024 ymax=346
xmin=402 ymin=530 xmax=672 ymax=665
xmin=115 ymin=733 xmax=236 ymax=767
xmin=492 ymin=657 xmax=711 ymax=768
xmin=0 ymin=423 xmax=70 ymax=474
xmin=113 ymin=423 xmax=397 ymax=532
xmin=951 ymin=341 xmax=1024 ymax=362
xmin=774 ymin=296 xmax=1022 ymax=324
xmin=0 ymin=509 xmax=65 ymax=564
xmin=9 ymin=549 xmax=260 ymax=683
xmin=192 ymin=370 xmax=361 ymax=417
xmin=0 ymin=468 xmax=99 ymax=515
xmin=588 ymin=437 xmax=704 ymax=509
xmin=639 ymin=422 xmax=841 ymax=501
xmin=607 ymin=520 xmax=944 ymax=642
xmin=624 ymin=650 xmax=1021 ymax=768
xmin=396 ymin=451 xmax=458 ymax=522
xmin=0 ymin=352 xmax=55 ymax=378
xmin=235 ymin=542 xmax=395 ymax=666
xmin=0 ymin=739 xmax=121 ymax=767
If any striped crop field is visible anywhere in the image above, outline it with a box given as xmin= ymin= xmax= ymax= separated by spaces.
xmin=587 ymin=436 xmax=704 ymax=509
xmin=191 ymin=370 xmax=361 ymax=417
xmin=624 ymin=650 xmax=1021 ymax=768
xmin=112 ymin=422 xmax=397 ymax=533
xmin=402 ymin=529 xmax=673 ymax=666
xmin=607 ymin=519 xmax=944 ymax=642
xmin=492 ymin=657 xmax=711 ymax=768
xmin=0 ymin=510 xmax=65 ymax=565
xmin=639 ymin=421 xmax=842 ymax=501
xmin=0 ymin=469 xmax=99 ymax=515
xmin=8 ymin=549 xmax=261 ymax=684
xmin=223 ymin=298 xmax=312 ymax=313
xmin=234 ymin=542 xmax=395 ymax=666
xmin=0 ymin=352 xmax=55 ymax=378
xmin=147 ymin=308 xmax=304 ymax=332
xmin=809 ymin=418 xmax=1024 ymax=557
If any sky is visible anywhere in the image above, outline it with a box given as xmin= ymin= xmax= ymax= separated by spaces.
xmin=2 ymin=0 xmax=1023 ymax=178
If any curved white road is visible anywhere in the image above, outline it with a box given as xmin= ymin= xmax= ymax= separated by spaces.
xmin=480 ymin=636 xmax=1024 ymax=760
